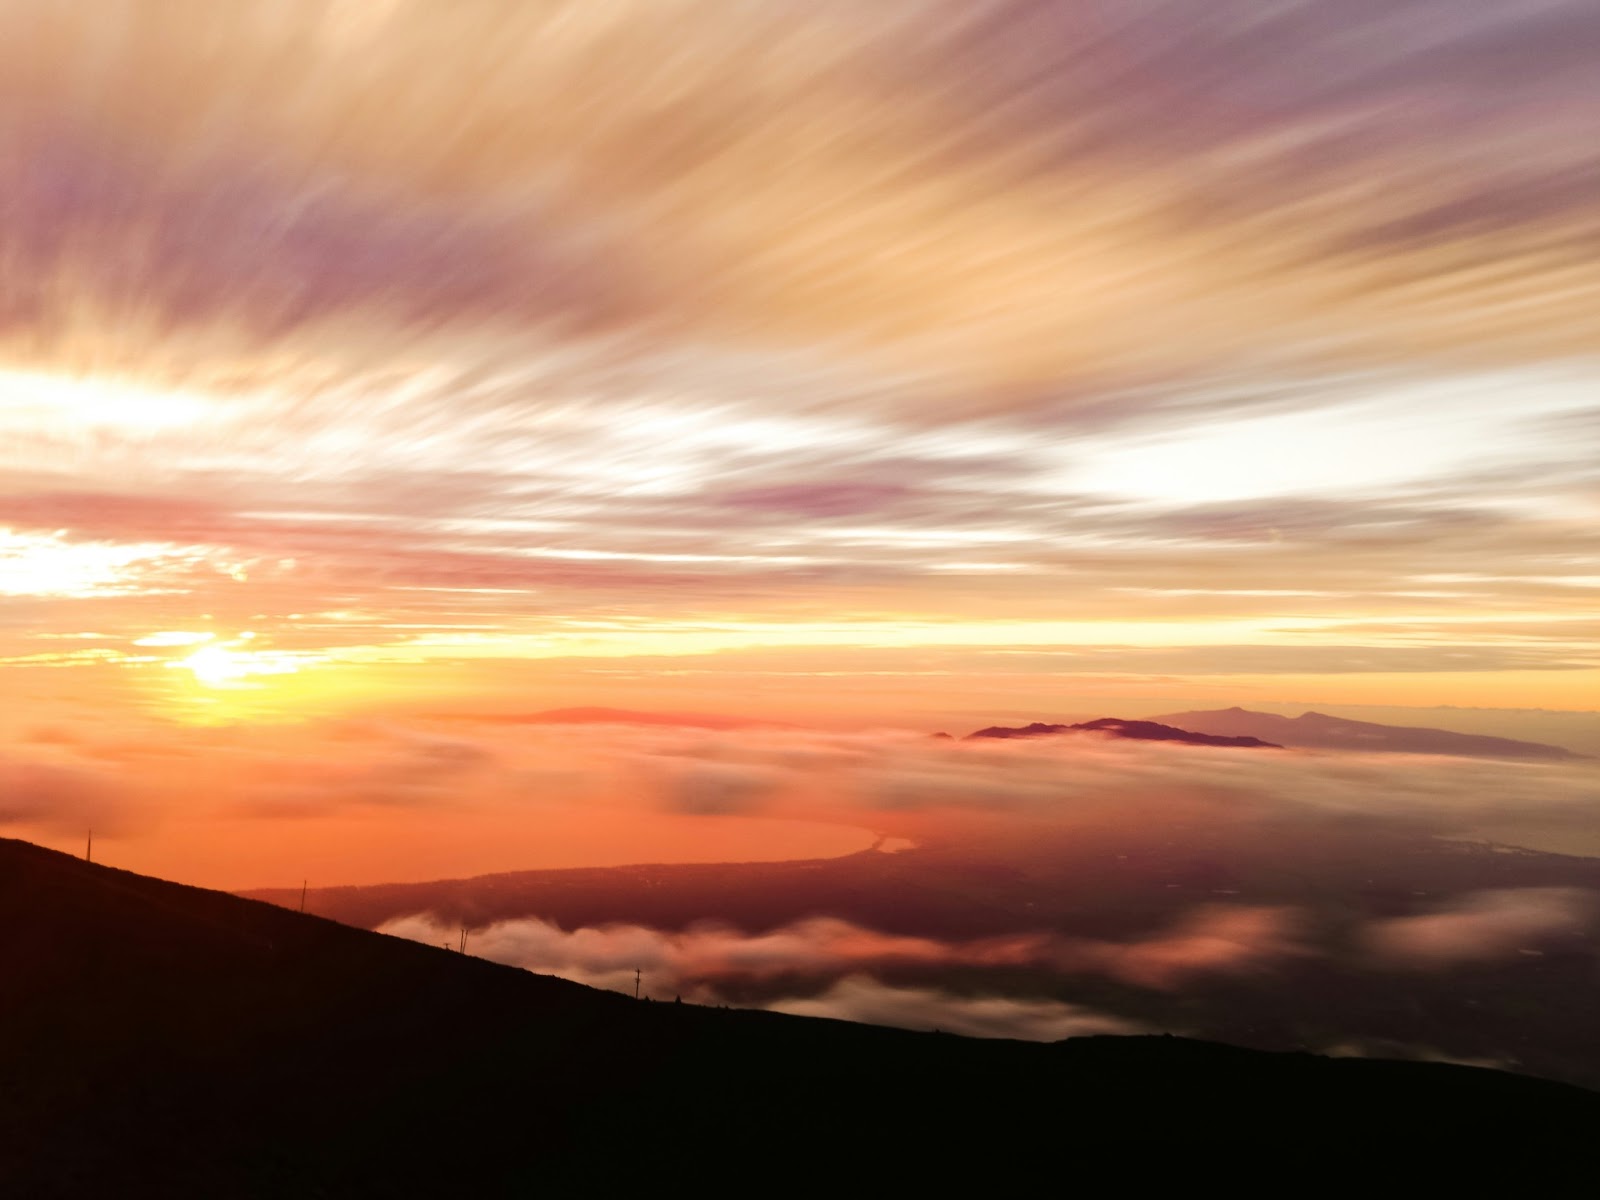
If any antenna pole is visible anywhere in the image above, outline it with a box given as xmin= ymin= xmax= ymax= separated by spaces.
xmin=299 ymin=880 xmax=307 ymax=913
xmin=635 ymin=968 xmax=641 ymax=1000
xmin=85 ymin=829 xmax=92 ymax=863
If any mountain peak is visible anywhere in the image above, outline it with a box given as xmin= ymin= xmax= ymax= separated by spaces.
xmin=965 ymin=717 xmax=1280 ymax=749
xmin=1152 ymin=708 xmax=1577 ymax=759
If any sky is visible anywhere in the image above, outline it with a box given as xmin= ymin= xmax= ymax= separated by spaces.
xmin=0 ymin=2 xmax=1597 ymax=882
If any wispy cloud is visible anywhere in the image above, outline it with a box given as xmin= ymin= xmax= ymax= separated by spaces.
xmin=767 ymin=978 xmax=1144 ymax=1042
xmin=0 ymin=1 xmax=1594 ymax=713
xmin=1363 ymin=888 xmax=1595 ymax=967
xmin=382 ymin=905 xmax=1304 ymax=994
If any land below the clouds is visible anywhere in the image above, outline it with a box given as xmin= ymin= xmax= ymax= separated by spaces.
xmin=249 ymin=792 xmax=1600 ymax=1091
xmin=4 ymin=837 xmax=1595 ymax=1197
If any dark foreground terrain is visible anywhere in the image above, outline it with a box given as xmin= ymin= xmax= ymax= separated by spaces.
xmin=3 ymin=838 xmax=1595 ymax=1196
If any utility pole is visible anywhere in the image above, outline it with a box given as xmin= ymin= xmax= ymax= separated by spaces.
xmin=85 ymin=829 xmax=92 ymax=863
xmin=459 ymin=925 xmax=469 ymax=954
xmin=299 ymin=880 xmax=307 ymax=913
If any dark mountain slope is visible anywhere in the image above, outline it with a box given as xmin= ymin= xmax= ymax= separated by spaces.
xmin=2 ymin=838 xmax=1594 ymax=1195
xmin=1156 ymin=707 xmax=1580 ymax=758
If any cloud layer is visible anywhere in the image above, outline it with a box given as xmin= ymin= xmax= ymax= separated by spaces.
xmin=379 ymin=883 xmax=1598 ymax=1040
xmin=6 ymin=705 xmax=1594 ymax=1051
xmin=1364 ymin=887 xmax=1595 ymax=967
xmin=381 ymin=904 xmax=1303 ymax=997
xmin=4 ymin=716 xmax=1598 ymax=885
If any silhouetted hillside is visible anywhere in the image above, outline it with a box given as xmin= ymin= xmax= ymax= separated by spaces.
xmin=3 ymin=838 xmax=1595 ymax=1195
xmin=966 ymin=717 xmax=1280 ymax=748
xmin=1155 ymin=707 xmax=1580 ymax=758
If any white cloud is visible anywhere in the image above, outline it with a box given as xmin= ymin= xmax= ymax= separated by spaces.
xmin=1363 ymin=888 xmax=1595 ymax=967
xmin=767 ymin=977 xmax=1142 ymax=1042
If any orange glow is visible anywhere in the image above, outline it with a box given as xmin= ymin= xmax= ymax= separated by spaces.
xmin=0 ymin=0 xmax=1595 ymax=896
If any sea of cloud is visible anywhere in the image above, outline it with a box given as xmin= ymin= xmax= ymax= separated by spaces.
xmin=7 ymin=713 xmax=1597 ymax=1041
xmin=4 ymin=715 xmax=1597 ymax=863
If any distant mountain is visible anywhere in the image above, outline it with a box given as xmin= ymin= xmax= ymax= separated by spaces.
xmin=966 ymin=717 xmax=1280 ymax=749
xmin=1154 ymin=708 xmax=1581 ymax=759
xmin=5 ymin=838 xmax=1595 ymax=1193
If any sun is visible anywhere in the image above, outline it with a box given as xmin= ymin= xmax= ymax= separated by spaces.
xmin=179 ymin=645 xmax=255 ymax=687
xmin=148 ymin=632 xmax=378 ymax=724
xmin=172 ymin=637 xmax=302 ymax=688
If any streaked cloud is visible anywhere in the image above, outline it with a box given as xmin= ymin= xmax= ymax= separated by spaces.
xmin=0 ymin=0 xmax=1594 ymax=716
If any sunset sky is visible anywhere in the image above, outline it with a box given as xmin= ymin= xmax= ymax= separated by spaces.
xmin=1 ymin=2 xmax=1597 ymax=883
